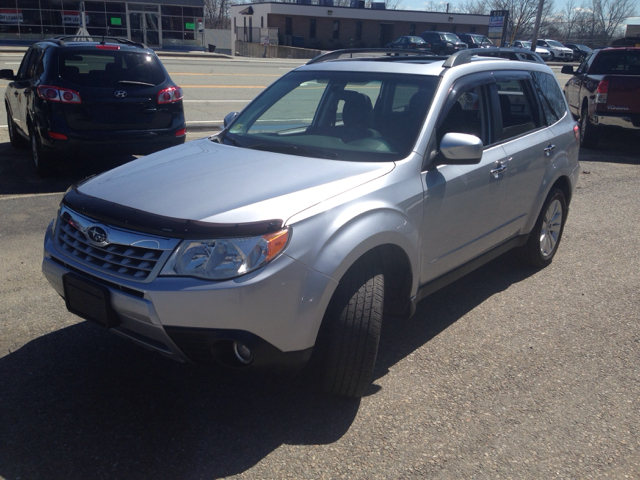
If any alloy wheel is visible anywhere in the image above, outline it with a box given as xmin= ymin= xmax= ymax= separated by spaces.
xmin=539 ymin=199 xmax=563 ymax=257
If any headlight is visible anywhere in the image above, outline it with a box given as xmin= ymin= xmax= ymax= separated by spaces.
xmin=160 ymin=228 xmax=290 ymax=280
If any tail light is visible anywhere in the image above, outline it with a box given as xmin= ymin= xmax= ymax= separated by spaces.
xmin=96 ymin=45 xmax=120 ymax=50
xmin=175 ymin=127 xmax=187 ymax=137
xmin=37 ymin=86 xmax=81 ymax=104
xmin=595 ymin=80 xmax=609 ymax=104
xmin=48 ymin=131 xmax=68 ymax=140
xmin=157 ymin=86 xmax=183 ymax=104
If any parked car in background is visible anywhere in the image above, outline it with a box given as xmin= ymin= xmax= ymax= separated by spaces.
xmin=420 ymin=31 xmax=467 ymax=54
xmin=386 ymin=36 xmax=431 ymax=52
xmin=563 ymin=43 xmax=593 ymax=63
xmin=458 ymin=33 xmax=496 ymax=49
xmin=511 ymin=40 xmax=552 ymax=61
xmin=562 ymin=47 xmax=640 ymax=148
xmin=536 ymin=39 xmax=574 ymax=61
xmin=1 ymin=36 xmax=186 ymax=177
xmin=42 ymin=47 xmax=579 ymax=398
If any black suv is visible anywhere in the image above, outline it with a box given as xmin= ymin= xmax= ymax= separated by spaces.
xmin=419 ymin=31 xmax=467 ymax=55
xmin=1 ymin=37 xmax=186 ymax=176
xmin=458 ymin=33 xmax=496 ymax=49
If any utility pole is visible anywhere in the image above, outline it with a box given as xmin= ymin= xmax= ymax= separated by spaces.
xmin=530 ymin=0 xmax=545 ymax=52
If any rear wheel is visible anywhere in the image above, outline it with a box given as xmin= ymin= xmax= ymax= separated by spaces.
xmin=580 ymin=105 xmax=599 ymax=149
xmin=518 ymin=188 xmax=567 ymax=268
xmin=30 ymin=127 xmax=54 ymax=177
xmin=315 ymin=253 xmax=384 ymax=398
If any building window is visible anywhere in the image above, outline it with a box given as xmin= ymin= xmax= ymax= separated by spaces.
xmin=355 ymin=21 xmax=362 ymax=41
xmin=310 ymin=18 xmax=316 ymax=38
xmin=470 ymin=26 xmax=476 ymax=33
xmin=333 ymin=20 xmax=339 ymax=40
xmin=431 ymin=25 xmax=437 ymax=31
xmin=286 ymin=17 xmax=292 ymax=36
xmin=451 ymin=25 xmax=457 ymax=33
xmin=409 ymin=23 xmax=416 ymax=36
xmin=261 ymin=17 xmax=264 ymax=28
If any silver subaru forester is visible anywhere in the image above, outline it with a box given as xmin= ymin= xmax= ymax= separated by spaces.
xmin=43 ymin=48 xmax=580 ymax=397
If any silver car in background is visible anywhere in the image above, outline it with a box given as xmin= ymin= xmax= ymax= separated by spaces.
xmin=42 ymin=49 xmax=580 ymax=397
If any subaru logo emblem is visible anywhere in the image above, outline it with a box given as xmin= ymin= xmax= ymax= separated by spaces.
xmin=114 ymin=90 xmax=127 ymax=98
xmin=86 ymin=226 xmax=108 ymax=246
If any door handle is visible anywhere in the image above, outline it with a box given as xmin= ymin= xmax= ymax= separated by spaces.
xmin=544 ymin=144 xmax=556 ymax=156
xmin=490 ymin=162 xmax=507 ymax=179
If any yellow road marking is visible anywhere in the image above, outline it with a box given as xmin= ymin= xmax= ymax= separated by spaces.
xmin=180 ymin=85 xmax=267 ymax=88
xmin=169 ymin=72 xmax=280 ymax=76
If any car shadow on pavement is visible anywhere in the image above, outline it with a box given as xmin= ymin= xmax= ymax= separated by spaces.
xmin=373 ymin=252 xmax=537 ymax=387
xmin=579 ymin=130 xmax=640 ymax=164
xmin=0 ymin=252 xmax=537 ymax=479
xmin=0 ymin=141 xmax=137 ymax=195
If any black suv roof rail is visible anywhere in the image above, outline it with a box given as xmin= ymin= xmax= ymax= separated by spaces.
xmin=307 ymin=47 xmax=545 ymax=66
xmin=45 ymin=35 xmax=146 ymax=49
xmin=307 ymin=48 xmax=443 ymax=64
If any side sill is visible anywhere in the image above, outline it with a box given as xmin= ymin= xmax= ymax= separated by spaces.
xmin=407 ymin=234 xmax=529 ymax=318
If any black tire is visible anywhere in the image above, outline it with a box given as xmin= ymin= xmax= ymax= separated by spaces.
xmin=518 ymin=188 xmax=567 ymax=268
xmin=316 ymin=252 xmax=384 ymax=398
xmin=30 ymin=126 xmax=54 ymax=177
xmin=6 ymin=106 xmax=27 ymax=149
xmin=579 ymin=105 xmax=599 ymax=149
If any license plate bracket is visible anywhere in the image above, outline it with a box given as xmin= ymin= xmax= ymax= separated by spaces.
xmin=63 ymin=273 xmax=120 ymax=328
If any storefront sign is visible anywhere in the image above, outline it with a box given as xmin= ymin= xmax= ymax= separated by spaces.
xmin=0 ymin=8 xmax=23 ymax=24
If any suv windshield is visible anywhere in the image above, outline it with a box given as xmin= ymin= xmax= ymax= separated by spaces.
xmin=442 ymin=34 xmax=461 ymax=42
xmin=223 ymin=70 xmax=439 ymax=162
xmin=547 ymin=40 xmax=564 ymax=47
xmin=59 ymin=50 xmax=166 ymax=87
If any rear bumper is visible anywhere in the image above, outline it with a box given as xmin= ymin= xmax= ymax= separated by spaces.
xmin=593 ymin=113 xmax=640 ymax=130
xmin=41 ymin=125 xmax=187 ymax=156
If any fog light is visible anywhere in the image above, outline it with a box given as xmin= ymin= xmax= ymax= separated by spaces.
xmin=233 ymin=341 xmax=253 ymax=364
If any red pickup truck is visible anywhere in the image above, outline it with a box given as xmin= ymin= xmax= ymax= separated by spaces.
xmin=562 ymin=47 xmax=640 ymax=148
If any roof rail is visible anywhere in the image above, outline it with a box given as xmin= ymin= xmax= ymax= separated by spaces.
xmin=49 ymin=35 xmax=146 ymax=49
xmin=307 ymin=48 xmax=442 ymax=64
xmin=443 ymin=48 xmax=545 ymax=67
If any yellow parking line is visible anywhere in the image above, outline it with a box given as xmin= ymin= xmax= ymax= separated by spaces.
xmin=169 ymin=72 xmax=281 ymax=76
xmin=180 ymin=85 xmax=267 ymax=88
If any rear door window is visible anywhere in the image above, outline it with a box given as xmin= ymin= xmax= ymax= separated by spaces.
xmin=495 ymin=74 xmax=542 ymax=141
xmin=59 ymin=50 xmax=166 ymax=87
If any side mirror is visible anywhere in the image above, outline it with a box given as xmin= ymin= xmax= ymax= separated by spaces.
xmin=561 ymin=65 xmax=575 ymax=74
xmin=0 ymin=69 xmax=15 ymax=80
xmin=223 ymin=111 xmax=239 ymax=128
xmin=439 ymin=132 xmax=483 ymax=165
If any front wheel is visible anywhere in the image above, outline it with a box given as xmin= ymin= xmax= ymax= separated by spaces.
xmin=6 ymin=106 xmax=27 ymax=149
xmin=315 ymin=252 xmax=384 ymax=398
xmin=518 ymin=188 xmax=567 ymax=268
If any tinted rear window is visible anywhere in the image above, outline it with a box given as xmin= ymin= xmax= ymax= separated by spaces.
xmin=591 ymin=50 xmax=640 ymax=75
xmin=59 ymin=50 xmax=166 ymax=87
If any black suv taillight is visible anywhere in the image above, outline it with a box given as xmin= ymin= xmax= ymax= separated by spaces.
xmin=157 ymin=86 xmax=183 ymax=104
xmin=37 ymin=85 xmax=82 ymax=104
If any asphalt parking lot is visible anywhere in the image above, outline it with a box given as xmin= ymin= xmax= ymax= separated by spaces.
xmin=0 ymin=126 xmax=639 ymax=478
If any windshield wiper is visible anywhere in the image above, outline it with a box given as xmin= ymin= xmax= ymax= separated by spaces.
xmin=118 ymin=80 xmax=155 ymax=87
xmin=222 ymin=133 xmax=243 ymax=147
xmin=247 ymin=144 xmax=338 ymax=159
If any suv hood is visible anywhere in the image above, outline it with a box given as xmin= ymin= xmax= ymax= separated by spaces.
xmin=77 ymin=138 xmax=395 ymax=225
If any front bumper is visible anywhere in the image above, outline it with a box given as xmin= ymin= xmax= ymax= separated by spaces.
xmin=43 ymin=221 xmax=337 ymax=371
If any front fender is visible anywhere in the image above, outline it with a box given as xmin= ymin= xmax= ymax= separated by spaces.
xmin=284 ymin=166 xmax=423 ymax=298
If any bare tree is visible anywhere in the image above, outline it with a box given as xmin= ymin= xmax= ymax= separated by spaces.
xmin=204 ymin=0 xmax=232 ymax=29
xmin=456 ymin=0 xmax=490 ymax=14
xmin=486 ymin=0 xmax=554 ymax=43
xmin=584 ymin=0 xmax=636 ymax=43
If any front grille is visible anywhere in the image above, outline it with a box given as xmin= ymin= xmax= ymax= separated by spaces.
xmin=56 ymin=213 xmax=165 ymax=281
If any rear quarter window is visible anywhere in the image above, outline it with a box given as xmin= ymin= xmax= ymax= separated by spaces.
xmin=59 ymin=50 xmax=166 ymax=87
xmin=531 ymin=71 xmax=567 ymax=125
